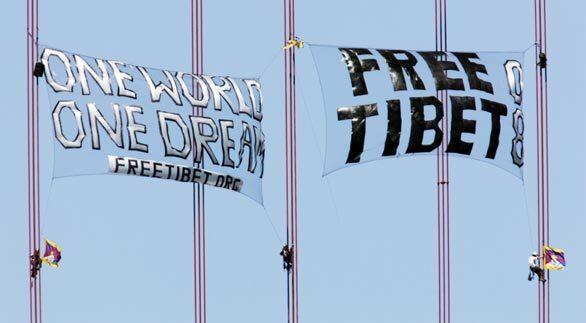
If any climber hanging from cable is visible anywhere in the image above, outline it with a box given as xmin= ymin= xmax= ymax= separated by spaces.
xmin=537 ymin=52 xmax=547 ymax=69
xmin=537 ymin=51 xmax=548 ymax=82
xmin=33 ymin=61 xmax=45 ymax=77
xmin=528 ymin=251 xmax=546 ymax=283
xmin=30 ymin=249 xmax=41 ymax=278
xmin=280 ymin=244 xmax=294 ymax=271
xmin=30 ymin=239 xmax=62 ymax=278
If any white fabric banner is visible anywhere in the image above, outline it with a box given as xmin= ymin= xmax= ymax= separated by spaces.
xmin=41 ymin=46 xmax=265 ymax=204
xmin=309 ymin=44 xmax=525 ymax=179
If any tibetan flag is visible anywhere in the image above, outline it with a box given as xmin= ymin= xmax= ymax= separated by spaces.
xmin=543 ymin=246 xmax=566 ymax=270
xmin=41 ymin=239 xmax=62 ymax=268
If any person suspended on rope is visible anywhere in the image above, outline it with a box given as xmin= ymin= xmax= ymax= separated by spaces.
xmin=280 ymin=244 xmax=294 ymax=271
xmin=33 ymin=62 xmax=45 ymax=77
xmin=537 ymin=52 xmax=547 ymax=69
xmin=528 ymin=252 xmax=546 ymax=283
xmin=30 ymin=249 xmax=41 ymax=278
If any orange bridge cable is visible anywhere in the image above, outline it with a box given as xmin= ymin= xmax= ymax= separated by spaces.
xmin=433 ymin=1 xmax=442 ymax=322
xmin=27 ymin=0 xmax=42 ymax=321
xmin=443 ymin=1 xmax=451 ymax=322
xmin=191 ymin=0 xmax=205 ymax=322
xmin=434 ymin=0 xmax=450 ymax=322
xmin=26 ymin=0 xmax=31 ymax=322
xmin=35 ymin=0 xmax=41 ymax=320
xmin=289 ymin=0 xmax=299 ymax=323
xmin=544 ymin=1 xmax=548 ymax=322
xmin=534 ymin=0 xmax=550 ymax=322
xmin=533 ymin=0 xmax=542 ymax=322
xmin=543 ymin=0 xmax=550 ymax=320
xmin=283 ymin=0 xmax=298 ymax=322
xmin=541 ymin=1 xmax=550 ymax=322
xmin=190 ymin=1 xmax=196 ymax=322
xmin=198 ymin=0 xmax=206 ymax=320
xmin=283 ymin=1 xmax=290 ymax=323
xmin=26 ymin=0 xmax=34 ymax=322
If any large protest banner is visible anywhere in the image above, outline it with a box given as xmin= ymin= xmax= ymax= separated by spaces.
xmin=309 ymin=45 xmax=525 ymax=179
xmin=40 ymin=47 xmax=265 ymax=204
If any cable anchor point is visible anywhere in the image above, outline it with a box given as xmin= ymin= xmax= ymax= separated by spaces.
xmin=283 ymin=36 xmax=304 ymax=50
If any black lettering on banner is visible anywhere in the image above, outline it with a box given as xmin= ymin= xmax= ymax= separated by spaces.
xmin=446 ymin=96 xmax=477 ymax=155
xmin=176 ymin=72 xmax=210 ymax=107
xmin=190 ymin=168 xmax=202 ymax=182
xmin=181 ymin=166 xmax=192 ymax=182
xmin=190 ymin=116 xmax=220 ymax=165
xmin=227 ymin=77 xmax=253 ymax=118
xmin=339 ymin=48 xmax=380 ymax=96
xmin=511 ymin=108 xmax=524 ymax=167
xmin=107 ymin=60 xmax=137 ymax=99
xmin=480 ymin=98 xmax=508 ymax=159
xmin=253 ymin=126 xmax=265 ymax=178
xmin=377 ymin=50 xmax=425 ymax=91
xmin=203 ymin=171 xmax=212 ymax=185
xmin=158 ymin=111 xmax=191 ymax=159
xmin=41 ymin=48 xmax=75 ymax=93
xmin=244 ymin=79 xmax=263 ymax=122
xmin=337 ymin=103 xmax=379 ymax=163
xmin=52 ymin=100 xmax=86 ymax=149
xmin=137 ymin=67 xmax=183 ymax=106
xmin=504 ymin=60 xmax=523 ymax=105
xmin=215 ymin=175 xmax=225 ymax=187
xmin=153 ymin=162 xmax=163 ymax=178
xmin=382 ymin=100 xmax=402 ymax=156
xmin=125 ymin=105 xmax=149 ymax=153
xmin=203 ymin=76 xmax=238 ymax=114
xmin=140 ymin=160 xmax=151 ymax=176
xmin=114 ymin=157 xmax=125 ymax=173
xmin=232 ymin=178 xmax=242 ymax=191
xmin=237 ymin=121 xmax=255 ymax=172
xmin=219 ymin=120 xmax=236 ymax=168
xmin=452 ymin=52 xmax=494 ymax=94
xmin=224 ymin=175 xmax=234 ymax=189
xmin=418 ymin=51 xmax=465 ymax=91
xmin=74 ymin=55 xmax=113 ymax=96
xmin=88 ymin=103 xmax=124 ymax=150
xmin=128 ymin=159 xmax=138 ymax=175
xmin=405 ymin=96 xmax=444 ymax=153
xmin=168 ymin=164 xmax=178 ymax=180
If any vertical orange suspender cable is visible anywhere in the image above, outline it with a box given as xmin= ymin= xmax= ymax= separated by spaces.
xmin=191 ymin=1 xmax=205 ymax=322
xmin=27 ymin=0 xmax=41 ymax=322
xmin=535 ymin=1 xmax=549 ymax=322
xmin=435 ymin=1 xmax=449 ymax=323
xmin=284 ymin=0 xmax=298 ymax=322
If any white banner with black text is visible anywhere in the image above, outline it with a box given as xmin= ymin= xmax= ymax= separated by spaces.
xmin=41 ymin=46 xmax=265 ymax=204
xmin=309 ymin=44 xmax=525 ymax=179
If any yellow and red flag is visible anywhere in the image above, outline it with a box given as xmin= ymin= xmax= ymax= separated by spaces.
xmin=543 ymin=246 xmax=566 ymax=271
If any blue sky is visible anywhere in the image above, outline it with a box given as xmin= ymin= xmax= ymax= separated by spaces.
xmin=1 ymin=1 xmax=584 ymax=322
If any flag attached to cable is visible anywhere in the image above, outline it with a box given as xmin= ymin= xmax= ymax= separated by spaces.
xmin=543 ymin=246 xmax=566 ymax=270
xmin=283 ymin=37 xmax=304 ymax=50
xmin=41 ymin=239 xmax=62 ymax=268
